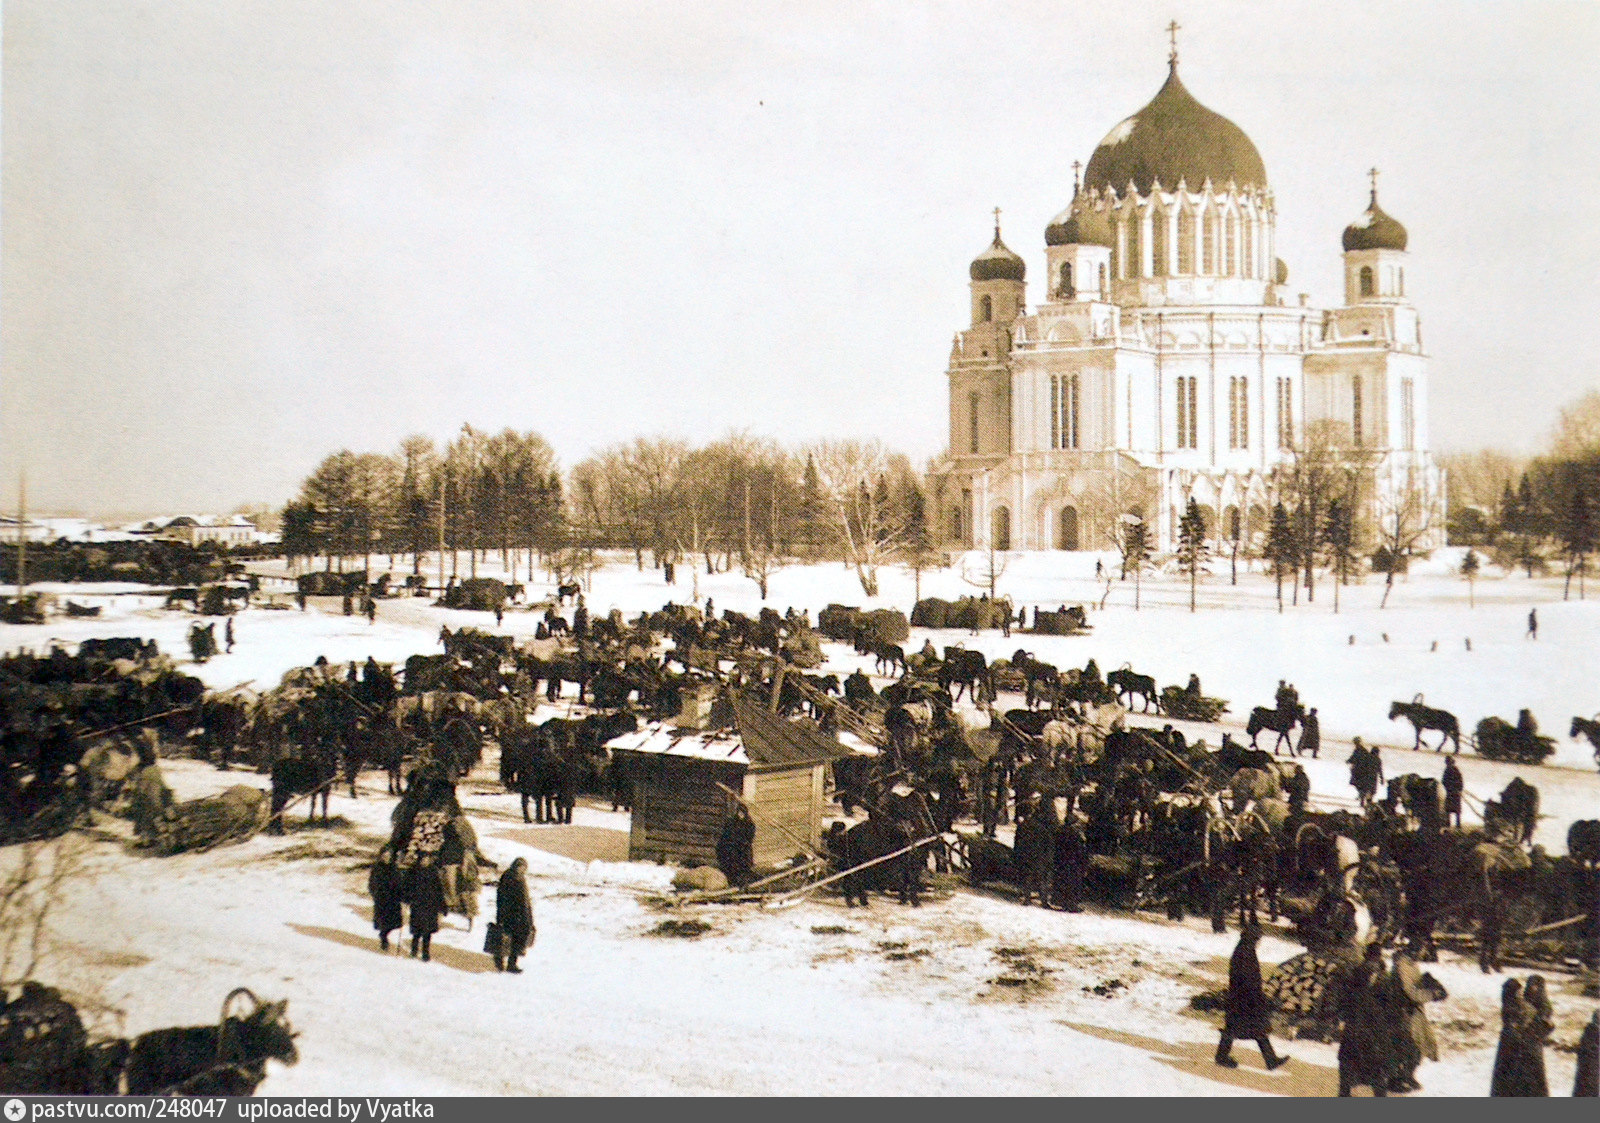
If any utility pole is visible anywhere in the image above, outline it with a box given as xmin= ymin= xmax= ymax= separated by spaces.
xmin=16 ymin=471 xmax=27 ymax=596
xmin=437 ymin=473 xmax=446 ymax=594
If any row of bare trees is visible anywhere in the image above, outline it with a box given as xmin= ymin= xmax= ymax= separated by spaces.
xmin=281 ymin=428 xmax=939 ymax=599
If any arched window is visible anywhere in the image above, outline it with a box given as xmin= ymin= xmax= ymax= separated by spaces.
xmin=1398 ymin=267 xmax=1405 ymax=296
xmin=1151 ymin=208 xmax=1167 ymax=277
xmin=1177 ymin=209 xmax=1195 ymax=274
xmin=1358 ymin=266 xmax=1374 ymax=297
xmin=1058 ymin=507 xmax=1080 ymax=550
xmin=1098 ymin=263 xmax=1108 ymax=293
xmin=1059 ymin=262 xmax=1074 ymax=299
xmin=1202 ymin=210 xmax=1217 ymax=274
xmin=1242 ymin=218 xmax=1254 ymax=279
xmin=979 ymin=294 xmax=993 ymax=322
xmin=1224 ymin=213 xmax=1238 ymax=276
xmin=991 ymin=506 xmax=1011 ymax=551
xmin=1126 ymin=211 xmax=1142 ymax=279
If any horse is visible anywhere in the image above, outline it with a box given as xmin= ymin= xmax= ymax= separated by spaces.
xmin=1389 ymin=697 xmax=1462 ymax=753
xmin=1570 ymin=715 xmax=1600 ymax=771
xmin=1106 ymin=665 xmax=1157 ymax=713
xmin=556 ymin=582 xmax=582 ymax=604
xmin=124 ymin=989 xmax=298 ymax=1096
xmin=871 ymin=643 xmax=907 ymax=678
xmin=1246 ymin=702 xmax=1302 ymax=753
xmin=1490 ymin=776 xmax=1540 ymax=845
xmin=939 ymin=647 xmax=992 ymax=704
xmin=269 ymin=749 xmax=338 ymax=830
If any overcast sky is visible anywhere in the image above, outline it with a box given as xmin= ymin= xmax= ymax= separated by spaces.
xmin=4 ymin=0 xmax=1598 ymax=518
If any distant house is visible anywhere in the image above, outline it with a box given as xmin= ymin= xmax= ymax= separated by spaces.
xmin=607 ymin=693 xmax=846 ymax=869
xmin=148 ymin=515 xmax=257 ymax=547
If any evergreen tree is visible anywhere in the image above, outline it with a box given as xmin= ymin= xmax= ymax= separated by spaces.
xmin=1557 ymin=462 xmax=1595 ymax=600
xmin=1323 ymin=497 xmax=1355 ymax=613
xmin=799 ymin=453 xmax=824 ymax=560
xmin=1266 ymin=501 xmax=1294 ymax=613
xmin=1122 ymin=517 xmax=1149 ymax=610
xmin=1461 ymin=548 xmax=1480 ymax=608
xmin=1176 ymin=498 xmax=1208 ymax=613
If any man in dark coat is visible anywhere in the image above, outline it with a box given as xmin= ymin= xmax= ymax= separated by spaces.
xmin=494 ymin=857 xmax=535 ymax=973
xmin=1336 ymin=942 xmax=1397 ymax=1095
xmin=1296 ymin=707 xmax=1320 ymax=759
xmin=1442 ymin=757 xmax=1464 ymax=828
xmin=1051 ymin=812 xmax=1087 ymax=913
xmin=1285 ymin=764 xmax=1311 ymax=815
xmin=1575 ymin=1010 xmax=1598 ymax=1097
xmin=1215 ymin=917 xmax=1290 ymax=1071
xmin=369 ymin=846 xmax=404 ymax=951
xmin=716 ymin=804 xmax=756 ymax=887
xmin=1013 ymin=795 xmax=1057 ymax=907
xmin=408 ymin=858 xmax=445 ymax=962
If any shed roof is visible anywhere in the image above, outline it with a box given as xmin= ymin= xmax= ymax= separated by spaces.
xmin=604 ymin=692 xmax=848 ymax=770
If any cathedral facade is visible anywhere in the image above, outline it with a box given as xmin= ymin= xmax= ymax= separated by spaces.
xmin=930 ymin=52 xmax=1446 ymax=556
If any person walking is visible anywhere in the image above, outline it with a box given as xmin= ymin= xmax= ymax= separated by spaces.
xmin=1442 ymin=757 xmax=1464 ymax=828
xmin=1527 ymin=608 xmax=1538 ymax=639
xmin=408 ymin=857 xmax=445 ymax=962
xmin=1490 ymin=978 xmax=1548 ymax=1096
xmin=224 ymin=617 xmax=236 ymax=653
xmin=1215 ymin=917 xmax=1290 ymax=1071
xmin=1349 ymin=739 xmax=1376 ymax=808
xmin=493 ymin=857 xmax=535 ymax=973
xmin=1296 ymin=707 xmax=1320 ymax=759
xmin=1336 ymin=942 xmax=1397 ymax=1096
xmin=365 ymin=596 xmax=377 ymax=625
xmin=368 ymin=846 xmax=404 ymax=952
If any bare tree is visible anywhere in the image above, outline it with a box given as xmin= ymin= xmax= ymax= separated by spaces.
xmin=0 ymin=837 xmax=84 ymax=989
xmin=1373 ymin=459 xmax=1442 ymax=608
xmin=807 ymin=439 xmax=908 ymax=597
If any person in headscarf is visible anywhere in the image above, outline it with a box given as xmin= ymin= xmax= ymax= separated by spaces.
xmin=1215 ymin=916 xmax=1290 ymax=1072
xmin=494 ymin=857 xmax=535 ymax=974
xmin=368 ymin=845 xmax=404 ymax=951
xmin=1388 ymin=947 xmax=1440 ymax=1092
xmin=1490 ymin=977 xmax=1548 ymax=1096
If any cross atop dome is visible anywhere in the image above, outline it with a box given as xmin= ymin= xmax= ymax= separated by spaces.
xmin=993 ymin=206 xmax=1002 ymax=239
xmin=1368 ymin=166 xmax=1380 ymax=202
xmin=1167 ymin=20 xmax=1181 ymax=67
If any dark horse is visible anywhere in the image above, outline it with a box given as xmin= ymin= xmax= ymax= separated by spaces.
xmin=1389 ymin=697 xmax=1462 ymax=753
xmin=1107 ymin=665 xmax=1158 ymax=713
xmin=1570 ymin=715 xmax=1600 ymax=771
xmin=1246 ymin=701 xmax=1303 ymax=753
xmin=269 ymin=749 xmax=337 ymax=831
xmin=124 ymin=989 xmax=298 ymax=1095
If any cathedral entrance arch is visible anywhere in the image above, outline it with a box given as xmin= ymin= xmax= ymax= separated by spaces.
xmin=1057 ymin=506 xmax=1080 ymax=551
xmin=991 ymin=506 xmax=1011 ymax=551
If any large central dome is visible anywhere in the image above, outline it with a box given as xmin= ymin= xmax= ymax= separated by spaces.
xmin=1082 ymin=63 xmax=1267 ymax=197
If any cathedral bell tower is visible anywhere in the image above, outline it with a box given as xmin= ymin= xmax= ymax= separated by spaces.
xmin=1043 ymin=165 xmax=1114 ymax=302
xmin=1342 ymin=170 xmax=1410 ymax=305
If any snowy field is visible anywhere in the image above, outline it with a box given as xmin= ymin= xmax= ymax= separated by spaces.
xmin=6 ymin=551 xmax=1598 ymax=1096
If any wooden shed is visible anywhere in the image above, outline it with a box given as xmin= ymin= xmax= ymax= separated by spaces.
xmin=606 ymin=693 xmax=843 ymax=868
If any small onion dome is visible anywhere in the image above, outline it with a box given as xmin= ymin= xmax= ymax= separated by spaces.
xmin=970 ymin=231 xmax=1026 ymax=282
xmin=1342 ymin=190 xmax=1408 ymax=252
xmin=1274 ymin=257 xmax=1289 ymax=285
xmin=1045 ymin=202 xmax=1113 ymax=247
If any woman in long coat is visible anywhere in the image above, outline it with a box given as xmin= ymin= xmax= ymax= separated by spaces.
xmin=494 ymin=857 xmax=535 ymax=973
xmin=1490 ymin=978 xmax=1548 ymax=1096
xmin=1575 ymin=1010 xmax=1598 ymax=1097
xmin=1215 ymin=918 xmax=1289 ymax=1070
xmin=1390 ymin=950 xmax=1440 ymax=1092
xmin=408 ymin=857 xmax=445 ymax=962
xmin=368 ymin=846 xmax=404 ymax=952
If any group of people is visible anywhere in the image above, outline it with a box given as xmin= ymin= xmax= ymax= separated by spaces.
xmin=369 ymin=844 xmax=536 ymax=972
xmin=1221 ymin=917 xmax=1596 ymax=1096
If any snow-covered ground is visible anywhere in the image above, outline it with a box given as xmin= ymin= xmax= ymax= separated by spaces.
xmin=6 ymin=552 xmax=1598 ymax=1095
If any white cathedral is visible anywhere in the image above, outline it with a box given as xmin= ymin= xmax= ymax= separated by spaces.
xmin=929 ymin=48 xmax=1446 ymax=555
